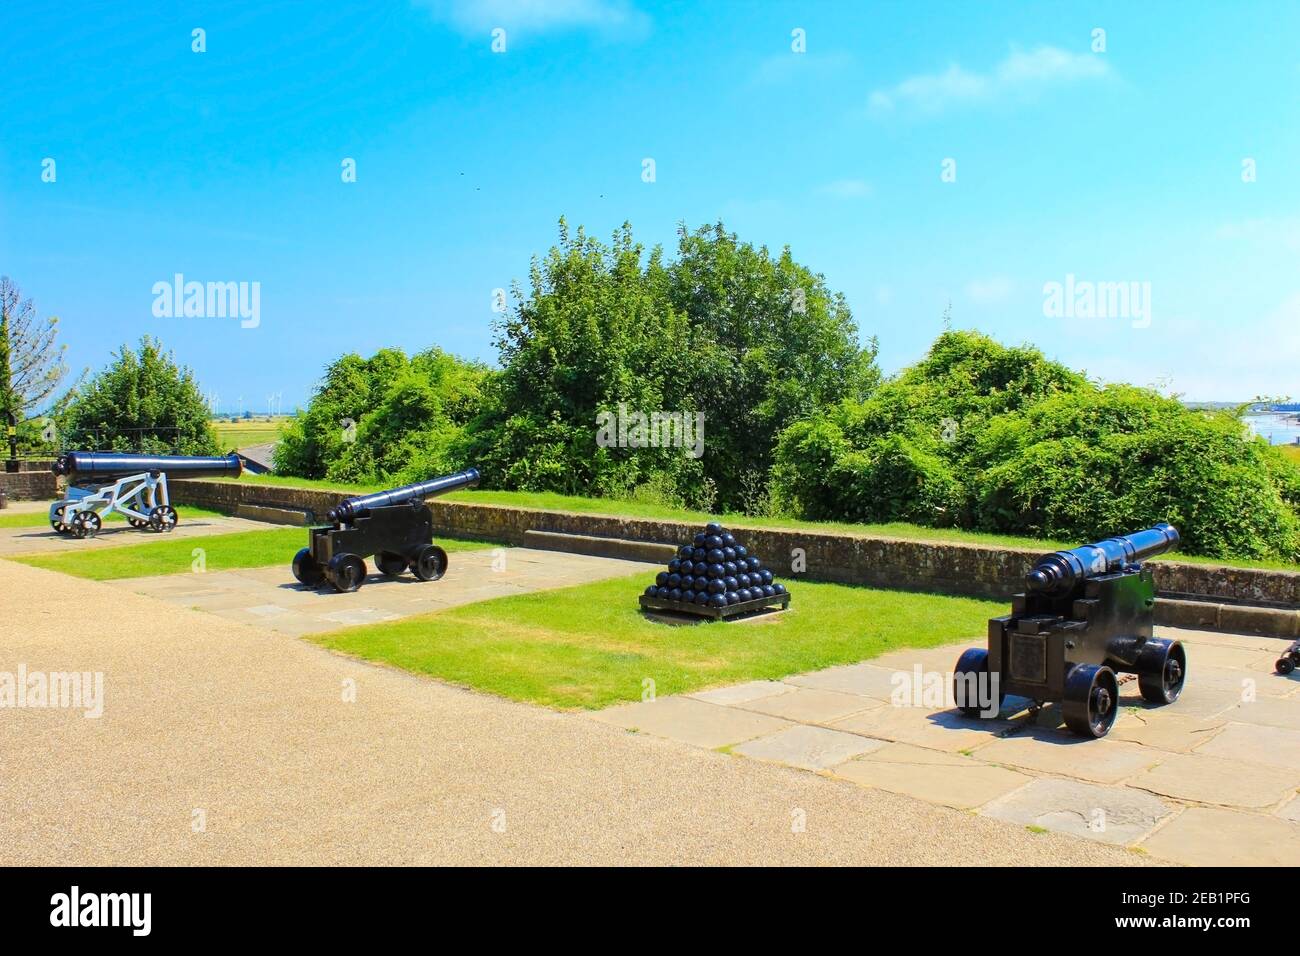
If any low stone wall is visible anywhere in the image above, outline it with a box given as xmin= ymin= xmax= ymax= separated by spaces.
xmin=169 ymin=479 xmax=1300 ymax=631
xmin=0 ymin=469 xmax=57 ymax=501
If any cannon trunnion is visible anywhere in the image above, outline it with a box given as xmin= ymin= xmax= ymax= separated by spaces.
xmin=291 ymin=468 xmax=480 ymax=593
xmin=955 ymin=523 xmax=1187 ymax=738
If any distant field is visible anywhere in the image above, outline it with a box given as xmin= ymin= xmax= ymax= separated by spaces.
xmin=211 ymin=417 xmax=288 ymax=449
xmin=1280 ymin=445 xmax=1300 ymax=464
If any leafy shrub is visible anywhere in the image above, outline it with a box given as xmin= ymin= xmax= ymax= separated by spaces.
xmin=59 ymin=337 xmax=217 ymax=455
xmin=773 ymin=331 xmax=1300 ymax=562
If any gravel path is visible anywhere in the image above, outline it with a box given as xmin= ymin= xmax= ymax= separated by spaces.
xmin=0 ymin=561 xmax=1153 ymax=866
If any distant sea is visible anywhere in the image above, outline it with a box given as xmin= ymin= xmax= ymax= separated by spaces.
xmin=1245 ymin=411 xmax=1300 ymax=446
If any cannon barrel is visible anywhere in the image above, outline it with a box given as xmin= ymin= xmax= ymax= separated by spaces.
xmin=1025 ymin=523 xmax=1179 ymax=595
xmin=327 ymin=467 xmax=480 ymax=524
xmin=52 ymin=451 xmax=243 ymax=480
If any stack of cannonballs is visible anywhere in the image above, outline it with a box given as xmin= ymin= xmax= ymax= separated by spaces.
xmin=641 ymin=521 xmax=788 ymax=617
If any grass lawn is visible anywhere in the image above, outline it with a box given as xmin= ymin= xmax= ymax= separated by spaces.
xmin=9 ymin=527 xmax=502 ymax=581
xmin=208 ymin=473 xmax=1300 ymax=572
xmin=311 ymin=574 xmax=1001 ymax=709
xmin=1280 ymin=445 xmax=1300 ymax=464
xmin=0 ymin=504 xmax=224 ymax=529
xmin=211 ymin=417 xmax=287 ymax=449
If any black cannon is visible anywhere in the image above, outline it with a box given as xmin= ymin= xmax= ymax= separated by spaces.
xmin=292 ymin=467 xmax=480 ymax=593
xmin=955 ymin=524 xmax=1187 ymax=738
xmin=1277 ymin=641 xmax=1300 ymax=676
xmin=49 ymin=451 xmax=242 ymax=537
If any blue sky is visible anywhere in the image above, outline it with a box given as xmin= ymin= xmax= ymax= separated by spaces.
xmin=2 ymin=0 xmax=1297 ymax=412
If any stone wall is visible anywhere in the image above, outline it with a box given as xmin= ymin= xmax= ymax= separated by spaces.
xmin=0 ymin=469 xmax=57 ymax=501
xmin=169 ymin=478 xmax=1300 ymax=620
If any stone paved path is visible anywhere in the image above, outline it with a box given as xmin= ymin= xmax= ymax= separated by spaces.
xmin=111 ymin=547 xmax=657 ymax=635
xmin=0 ymin=510 xmax=269 ymax=556
xmin=591 ymin=627 xmax=1300 ymax=865
xmin=0 ymin=561 xmax=1144 ymax=866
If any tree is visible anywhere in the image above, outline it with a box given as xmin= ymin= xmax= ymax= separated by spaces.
xmin=0 ymin=276 xmax=74 ymax=459
xmin=274 ymin=346 xmax=491 ymax=483
xmin=60 ymin=337 xmax=218 ymax=454
xmin=666 ymin=222 xmax=879 ymax=509
xmin=471 ymin=218 xmax=879 ymax=511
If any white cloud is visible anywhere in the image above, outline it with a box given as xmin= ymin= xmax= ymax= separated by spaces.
xmin=818 ymin=178 xmax=872 ymax=199
xmin=964 ymin=276 xmax=1014 ymax=304
xmin=869 ymin=46 xmax=1110 ymax=114
xmin=420 ymin=0 xmax=648 ymax=36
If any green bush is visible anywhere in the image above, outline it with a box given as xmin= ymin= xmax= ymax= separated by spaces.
xmin=773 ymin=331 xmax=1300 ymax=562
xmin=274 ymin=347 xmax=490 ymax=483
xmin=59 ymin=337 xmax=217 ymax=455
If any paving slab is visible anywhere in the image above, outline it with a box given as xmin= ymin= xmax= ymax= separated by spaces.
xmin=834 ymin=743 xmax=1032 ymax=810
xmin=736 ymin=688 xmax=885 ymax=724
xmin=980 ymin=778 xmax=1175 ymax=846
xmin=1166 ymin=627 xmax=1288 ymax=654
xmin=1139 ymin=807 xmax=1300 ymax=866
xmin=1129 ymin=752 xmax=1300 ymax=809
xmin=973 ymin=731 xmax=1162 ymax=784
xmin=1191 ymin=665 xmax=1297 ymax=700
xmin=1146 ymin=679 xmax=1247 ymax=719
xmin=1192 ymin=722 xmax=1300 ymax=772
xmin=831 ymin=705 xmax=1012 ymax=753
xmin=1252 ymin=653 xmax=1300 ymax=680
xmin=687 ymin=681 xmax=793 ymax=706
xmin=1109 ymin=712 xmax=1226 ymax=753
xmin=733 ymin=725 xmax=885 ymax=770
xmin=784 ymin=662 xmax=902 ymax=701
xmin=588 ymin=696 xmax=793 ymax=749
xmin=106 ymin=546 xmax=657 ymax=636
xmin=0 ymin=512 xmax=270 ymax=556
xmin=1185 ymin=642 xmax=1279 ymax=671
xmin=867 ymin=642 xmax=979 ymax=672
xmin=1279 ymin=795 xmax=1300 ymax=823
xmin=1218 ymin=696 xmax=1300 ymax=730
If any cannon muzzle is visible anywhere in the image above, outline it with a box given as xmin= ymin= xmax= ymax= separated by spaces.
xmin=327 ymin=467 xmax=481 ymax=524
xmin=1025 ymin=523 xmax=1179 ymax=594
xmin=53 ymin=451 xmax=243 ymax=480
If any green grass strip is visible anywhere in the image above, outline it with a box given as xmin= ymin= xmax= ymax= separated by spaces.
xmin=311 ymin=574 xmax=1002 ymax=710
xmin=9 ymin=527 xmax=501 ymax=581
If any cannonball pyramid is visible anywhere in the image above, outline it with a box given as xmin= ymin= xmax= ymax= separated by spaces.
xmin=638 ymin=521 xmax=791 ymax=619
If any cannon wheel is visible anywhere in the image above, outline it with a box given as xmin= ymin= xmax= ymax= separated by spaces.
xmin=50 ymin=505 xmax=70 ymax=534
xmin=1137 ymin=638 xmax=1187 ymax=705
xmin=1063 ymin=664 xmax=1119 ymax=738
xmin=71 ymin=511 xmax=101 ymax=539
xmin=375 ymin=551 xmax=408 ymax=577
xmin=1277 ymin=656 xmax=1296 ymax=676
xmin=327 ymin=552 xmax=367 ymax=593
xmin=148 ymin=505 xmax=179 ymax=533
xmin=410 ymin=544 xmax=448 ymax=582
xmin=292 ymin=548 xmax=325 ymax=587
xmin=953 ymin=647 xmax=1004 ymax=718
